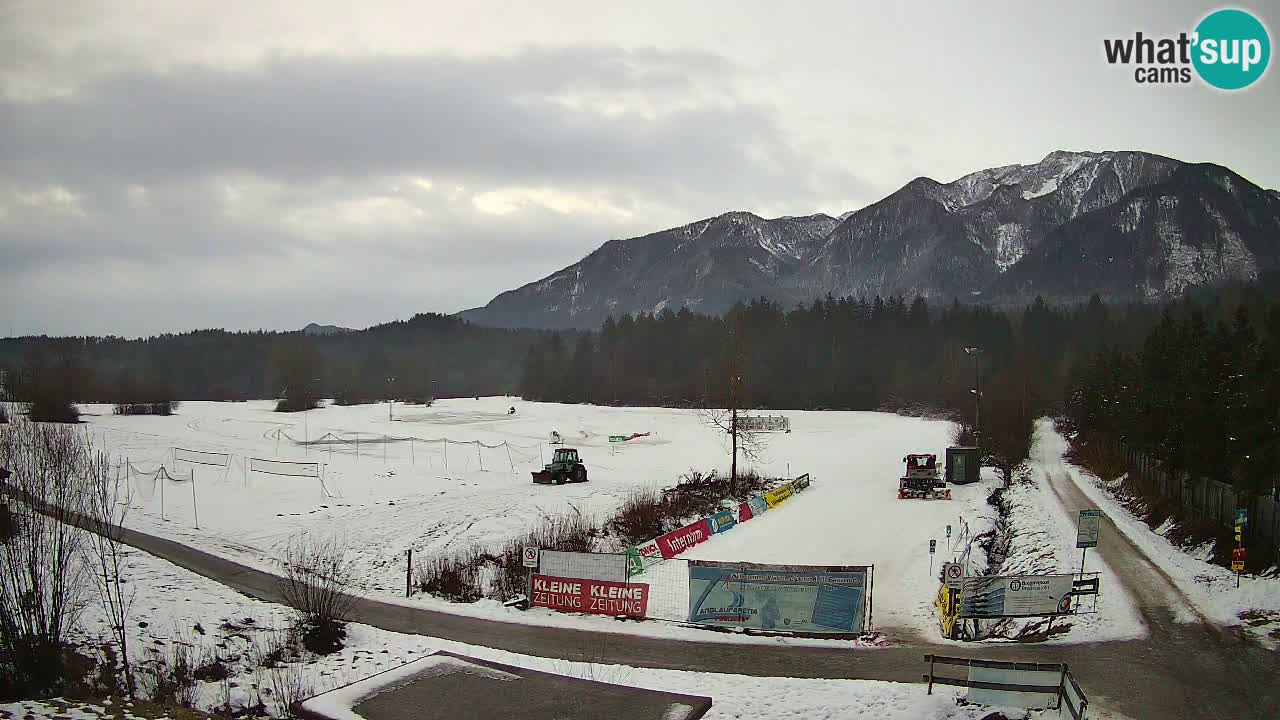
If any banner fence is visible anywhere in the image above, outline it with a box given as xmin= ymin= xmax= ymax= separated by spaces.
xmin=687 ymin=560 xmax=872 ymax=635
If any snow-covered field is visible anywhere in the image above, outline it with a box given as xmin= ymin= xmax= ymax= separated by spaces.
xmin=73 ymin=399 xmax=1136 ymax=644
xmin=30 ymin=543 xmax=1111 ymax=720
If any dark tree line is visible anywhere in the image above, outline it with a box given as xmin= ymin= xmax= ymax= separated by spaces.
xmin=0 ymin=314 xmax=546 ymax=413
xmin=521 ymin=294 xmax=1159 ymax=415
xmin=1066 ymin=290 xmax=1280 ymax=494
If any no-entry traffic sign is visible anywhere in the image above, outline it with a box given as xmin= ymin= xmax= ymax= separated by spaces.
xmin=943 ymin=562 xmax=963 ymax=588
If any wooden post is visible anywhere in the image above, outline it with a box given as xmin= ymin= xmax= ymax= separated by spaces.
xmin=190 ymin=469 xmax=199 ymax=529
xmin=476 ymin=441 xmax=483 ymax=471
xmin=443 ymin=439 xmax=448 ymax=468
xmin=410 ymin=438 xmax=415 ymax=466
xmin=1056 ymin=664 xmax=1068 ymax=711
xmin=866 ymin=564 xmax=874 ymax=631
xmin=406 ymin=548 xmax=413 ymax=598
xmin=927 ymin=655 xmax=934 ymax=695
xmin=159 ymin=468 xmax=166 ymax=521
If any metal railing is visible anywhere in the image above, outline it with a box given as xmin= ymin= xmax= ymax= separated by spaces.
xmin=924 ymin=655 xmax=1088 ymax=719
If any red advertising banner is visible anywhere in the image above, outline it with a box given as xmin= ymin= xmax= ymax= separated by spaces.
xmin=530 ymin=575 xmax=649 ymax=618
xmin=738 ymin=500 xmax=754 ymax=523
xmin=656 ymin=520 xmax=710 ymax=558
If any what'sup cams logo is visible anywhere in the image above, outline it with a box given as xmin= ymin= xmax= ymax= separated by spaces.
xmin=1104 ymin=8 xmax=1270 ymax=89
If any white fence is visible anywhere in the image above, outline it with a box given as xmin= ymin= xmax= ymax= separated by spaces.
xmin=737 ymin=414 xmax=790 ymax=432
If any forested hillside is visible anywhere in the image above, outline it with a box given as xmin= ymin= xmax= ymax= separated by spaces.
xmin=0 ymin=313 xmax=546 ymax=403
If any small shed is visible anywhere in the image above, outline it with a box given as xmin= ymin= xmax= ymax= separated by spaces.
xmin=946 ymin=447 xmax=981 ymax=485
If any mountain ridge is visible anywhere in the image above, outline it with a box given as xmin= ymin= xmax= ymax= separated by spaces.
xmin=461 ymin=150 xmax=1280 ymax=329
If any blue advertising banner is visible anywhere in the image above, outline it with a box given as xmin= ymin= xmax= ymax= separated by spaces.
xmin=708 ymin=510 xmax=736 ymax=534
xmin=688 ymin=561 xmax=869 ymax=634
xmin=747 ymin=496 xmax=768 ymax=518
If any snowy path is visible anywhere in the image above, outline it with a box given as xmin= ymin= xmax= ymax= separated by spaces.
xmin=1032 ymin=424 xmax=1280 ymax=717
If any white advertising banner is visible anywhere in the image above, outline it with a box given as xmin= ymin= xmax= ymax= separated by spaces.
xmin=959 ymin=574 xmax=1075 ymax=618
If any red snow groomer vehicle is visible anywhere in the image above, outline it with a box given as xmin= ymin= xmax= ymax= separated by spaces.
xmin=898 ymin=453 xmax=951 ymax=500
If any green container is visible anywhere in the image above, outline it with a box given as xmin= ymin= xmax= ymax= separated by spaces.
xmin=946 ymin=446 xmax=980 ymax=485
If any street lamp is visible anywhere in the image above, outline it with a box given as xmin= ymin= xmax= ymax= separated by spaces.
xmin=963 ymin=347 xmax=983 ymax=441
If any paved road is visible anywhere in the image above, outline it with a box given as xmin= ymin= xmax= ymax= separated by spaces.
xmin=1042 ymin=470 xmax=1279 ymax=719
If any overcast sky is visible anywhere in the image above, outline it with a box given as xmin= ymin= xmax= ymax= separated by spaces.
xmin=3 ymin=1 xmax=1278 ymax=337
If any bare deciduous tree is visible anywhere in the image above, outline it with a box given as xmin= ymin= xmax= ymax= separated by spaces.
xmin=698 ymin=348 xmax=766 ymax=493
xmin=82 ymin=451 xmax=136 ymax=696
xmin=0 ymin=421 xmax=90 ymax=696
xmin=277 ymin=533 xmax=358 ymax=654
xmin=979 ymin=362 xmax=1037 ymax=487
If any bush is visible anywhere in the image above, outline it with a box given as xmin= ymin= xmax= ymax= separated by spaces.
xmin=275 ymin=397 xmax=322 ymax=413
xmin=607 ymin=469 xmax=774 ymax=547
xmin=0 ymin=403 xmax=7 ymax=424
xmin=1062 ymin=431 xmax=1126 ymax=482
xmin=253 ymin=629 xmax=313 ymax=719
xmin=140 ymin=638 xmax=198 ymax=708
xmin=0 ymin=421 xmax=94 ymax=697
xmin=277 ymin=534 xmax=357 ymax=655
xmin=27 ymin=399 xmax=80 ymax=423
xmin=416 ymin=546 xmax=486 ymax=602
xmin=417 ymin=508 xmax=596 ymax=602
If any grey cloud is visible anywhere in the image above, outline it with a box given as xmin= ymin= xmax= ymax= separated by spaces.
xmin=1 ymin=47 xmax=863 ymax=204
xmin=0 ymin=45 xmax=872 ymax=335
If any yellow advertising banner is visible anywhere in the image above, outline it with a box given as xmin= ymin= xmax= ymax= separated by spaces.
xmin=764 ymin=483 xmax=795 ymax=509
xmin=935 ymin=584 xmax=959 ymax=638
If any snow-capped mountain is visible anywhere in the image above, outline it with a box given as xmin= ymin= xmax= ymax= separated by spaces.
xmin=461 ymin=151 xmax=1280 ymax=329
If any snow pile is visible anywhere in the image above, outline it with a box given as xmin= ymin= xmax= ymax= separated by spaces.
xmin=979 ymin=465 xmax=1146 ymax=643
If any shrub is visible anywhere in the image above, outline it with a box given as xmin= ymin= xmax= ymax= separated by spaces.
xmin=275 ymin=397 xmax=322 ymax=413
xmin=277 ymin=534 xmax=357 ymax=654
xmin=416 ymin=546 xmax=486 ymax=602
xmin=27 ymin=399 xmax=80 ymax=423
xmin=0 ymin=421 xmax=92 ymax=697
xmin=417 ymin=508 xmax=597 ymax=602
xmin=253 ymin=629 xmax=312 ymax=719
xmin=607 ymin=469 xmax=774 ymax=547
xmin=141 ymin=639 xmax=199 ymax=708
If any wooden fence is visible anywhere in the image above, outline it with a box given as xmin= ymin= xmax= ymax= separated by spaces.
xmin=1119 ymin=441 xmax=1280 ymax=567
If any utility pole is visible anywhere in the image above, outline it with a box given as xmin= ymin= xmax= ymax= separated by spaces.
xmin=964 ymin=347 xmax=983 ymax=441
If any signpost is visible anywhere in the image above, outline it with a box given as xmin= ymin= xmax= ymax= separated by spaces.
xmin=929 ymin=539 xmax=937 ymax=576
xmin=523 ymin=546 xmax=539 ymax=602
xmin=942 ymin=562 xmax=964 ymax=589
xmin=1075 ymin=509 xmax=1103 ymax=578
xmin=1233 ymin=509 xmax=1247 ymax=588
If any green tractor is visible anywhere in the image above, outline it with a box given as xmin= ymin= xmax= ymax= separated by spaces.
xmin=532 ymin=447 xmax=588 ymax=485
